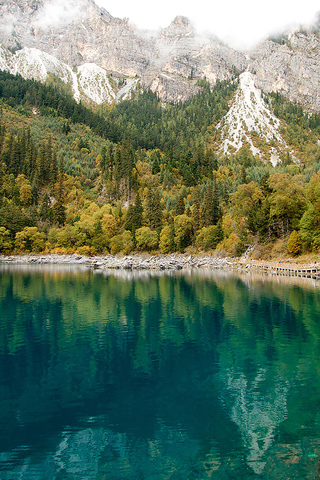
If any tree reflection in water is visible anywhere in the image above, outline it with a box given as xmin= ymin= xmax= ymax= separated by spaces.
xmin=0 ymin=265 xmax=320 ymax=478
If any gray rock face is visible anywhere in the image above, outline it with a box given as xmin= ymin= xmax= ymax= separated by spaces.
xmin=0 ymin=0 xmax=319 ymax=110
xmin=249 ymin=31 xmax=320 ymax=112
xmin=0 ymin=0 xmax=152 ymax=74
xmin=0 ymin=0 xmax=247 ymax=102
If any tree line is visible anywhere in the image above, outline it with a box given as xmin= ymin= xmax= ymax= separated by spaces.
xmin=0 ymin=71 xmax=320 ymax=258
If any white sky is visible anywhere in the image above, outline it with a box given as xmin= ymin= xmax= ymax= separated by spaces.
xmin=95 ymin=0 xmax=319 ymax=50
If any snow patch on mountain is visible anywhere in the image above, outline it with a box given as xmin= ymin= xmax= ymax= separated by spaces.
xmin=217 ymin=71 xmax=288 ymax=164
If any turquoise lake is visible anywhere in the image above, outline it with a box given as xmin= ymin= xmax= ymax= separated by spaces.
xmin=1 ymin=265 xmax=320 ymax=479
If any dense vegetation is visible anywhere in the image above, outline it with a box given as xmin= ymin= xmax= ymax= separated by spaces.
xmin=0 ymin=70 xmax=320 ymax=259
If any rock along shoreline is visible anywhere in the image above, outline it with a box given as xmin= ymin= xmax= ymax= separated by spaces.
xmin=0 ymin=253 xmax=234 ymax=271
xmin=1 ymin=254 xmax=320 ymax=280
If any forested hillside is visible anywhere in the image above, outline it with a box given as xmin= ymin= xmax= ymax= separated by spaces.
xmin=1 ymin=70 xmax=320 ymax=259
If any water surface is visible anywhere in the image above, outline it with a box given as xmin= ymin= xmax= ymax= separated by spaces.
xmin=0 ymin=265 xmax=320 ymax=479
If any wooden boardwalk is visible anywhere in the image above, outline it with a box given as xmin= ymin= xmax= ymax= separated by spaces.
xmin=248 ymin=263 xmax=320 ymax=279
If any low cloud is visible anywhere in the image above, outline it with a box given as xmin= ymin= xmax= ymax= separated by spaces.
xmin=1 ymin=14 xmax=16 ymax=35
xmin=35 ymin=0 xmax=84 ymax=29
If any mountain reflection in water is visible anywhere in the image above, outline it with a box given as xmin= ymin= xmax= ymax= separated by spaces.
xmin=0 ymin=265 xmax=320 ymax=479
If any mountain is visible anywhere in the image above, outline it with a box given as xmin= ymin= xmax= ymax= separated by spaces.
xmin=0 ymin=0 xmax=319 ymax=162
xmin=217 ymin=71 xmax=292 ymax=163
xmin=0 ymin=0 xmax=319 ymax=115
xmin=249 ymin=28 xmax=320 ymax=113
xmin=0 ymin=0 xmax=246 ymax=103
xmin=0 ymin=44 xmax=138 ymax=104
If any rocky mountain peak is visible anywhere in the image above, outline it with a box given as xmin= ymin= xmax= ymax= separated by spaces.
xmin=0 ymin=0 xmax=318 ymax=114
xmin=0 ymin=0 xmax=248 ymax=103
xmin=160 ymin=16 xmax=194 ymax=38
xmin=249 ymin=28 xmax=320 ymax=112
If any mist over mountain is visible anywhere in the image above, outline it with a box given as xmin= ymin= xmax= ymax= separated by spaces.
xmin=0 ymin=0 xmax=244 ymax=104
xmin=0 ymin=0 xmax=319 ymax=159
xmin=0 ymin=0 xmax=319 ymax=111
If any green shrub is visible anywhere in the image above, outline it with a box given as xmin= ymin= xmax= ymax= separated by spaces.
xmin=15 ymin=227 xmax=46 ymax=253
xmin=109 ymin=231 xmax=133 ymax=254
xmin=196 ymin=224 xmax=224 ymax=251
xmin=135 ymin=227 xmax=158 ymax=251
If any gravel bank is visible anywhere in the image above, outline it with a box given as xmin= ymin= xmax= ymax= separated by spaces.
xmin=0 ymin=253 xmax=234 ymax=271
xmin=1 ymin=255 xmax=319 ymax=280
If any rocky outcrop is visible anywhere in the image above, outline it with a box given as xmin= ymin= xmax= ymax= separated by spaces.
xmin=249 ymin=31 xmax=320 ymax=112
xmin=0 ymin=45 xmax=137 ymax=104
xmin=0 ymin=253 xmax=234 ymax=271
xmin=156 ymin=17 xmax=246 ymax=83
xmin=0 ymin=0 xmax=247 ymax=103
xmin=0 ymin=0 xmax=319 ymax=111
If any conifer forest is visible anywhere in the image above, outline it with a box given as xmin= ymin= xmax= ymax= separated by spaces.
xmin=1 ymin=70 xmax=320 ymax=259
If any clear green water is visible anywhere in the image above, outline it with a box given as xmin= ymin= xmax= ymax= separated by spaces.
xmin=1 ymin=265 xmax=320 ymax=479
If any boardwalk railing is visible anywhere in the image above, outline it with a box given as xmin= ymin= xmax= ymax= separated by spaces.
xmin=249 ymin=264 xmax=320 ymax=279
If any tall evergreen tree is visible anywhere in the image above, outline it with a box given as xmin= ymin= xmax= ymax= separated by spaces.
xmin=151 ymin=150 xmax=161 ymax=174
xmin=120 ymin=135 xmax=134 ymax=199
xmin=174 ymin=193 xmax=185 ymax=216
xmin=146 ymin=188 xmax=162 ymax=231
xmin=192 ymin=186 xmax=202 ymax=230
xmin=202 ymin=180 xmax=221 ymax=226
xmin=52 ymin=169 xmax=66 ymax=226
xmin=133 ymin=191 xmax=143 ymax=231
xmin=124 ymin=191 xmax=143 ymax=236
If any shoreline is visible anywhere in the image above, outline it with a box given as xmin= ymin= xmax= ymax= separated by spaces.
xmin=1 ymin=253 xmax=320 ymax=279
xmin=0 ymin=253 xmax=234 ymax=271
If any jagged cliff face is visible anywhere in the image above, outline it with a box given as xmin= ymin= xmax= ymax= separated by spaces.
xmin=147 ymin=17 xmax=246 ymax=102
xmin=0 ymin=44 xmax=138 ymax=104
xmin=0 ymin=0 xmax=247 ymax=103
xmin=0 ymin=0 xmax=319 ymax=118
xmin=249 ymin=30 xmax=320 ymax=113
xmin=0 ymin=0 xmax=152 ymax=74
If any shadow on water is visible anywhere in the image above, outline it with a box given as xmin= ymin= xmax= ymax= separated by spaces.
xmin=0 ymin=265 xmax=320 ymax=478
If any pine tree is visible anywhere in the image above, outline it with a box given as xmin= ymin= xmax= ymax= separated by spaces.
xmin=124 ymin=192 xmax=143 ymax=235
xmin=146 ymin=188 xmax=162 ymax=231
xmin=53 ymin=170 xmax=66 ymax=226
xmin=192 ymin=186 xmax=202 ymax=230
xmin=120 ymin=135 xmax=134 ymax=199
xmin=151 ymin=150 xmax=161 ymax=174
xmin=0 ymin=123 xmax=6 ymax=154
xmin=133 ymin=191 xmax=143 ymax=231
xmin=212 ymin=178 xmax=221 ymax=225
xmin=174 ymin=193 xmax=185 ymax=216
xmin=50 ymin=150 xmax=58 ymax=185
xmin=8 ymin=136 xmax=20 ymax=176
xmin=114 ymin=144 xmax=121 ymax=185
xmin=38 ymin=143 xmax=47 ymax=185
xmin=24 ymin=131 xmax=37 ymax=181
xmin=202 ymin=180 xmax=221 ymax=226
